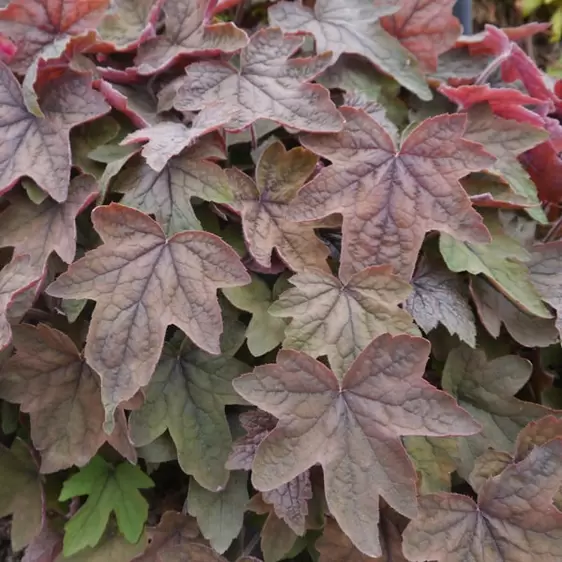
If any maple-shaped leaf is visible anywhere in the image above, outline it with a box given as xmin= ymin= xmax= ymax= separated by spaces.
xmin=0 ymin=324 xmax=136 ymax=473
xmin=529 ymin=242 xmax=562 ymax=339
xmin=287 ymin=107 xmax=492 ymax=280
xmin=0 ymin=0 xmax=109 ymax=74
xmin=440 ymin=210 xmax=551 ymax=318
xmin=46 ymin=203 xmax=250 ymax=427
xmin=379 ymin=0 xmax=461 ymax=72
xmin=441 ymin=345 xmax=556 ymax=477
xmin=268 ymin=0 xmax=431 ymax=101
xmin=402 ymin=439 xmax=562 ymax=562
xmin=470 ymin=277 xmax=559 ymax=348
xmin=0 ymin=438 xmax=43 ymax=551
xmin=113 ymin=141 xmax=232 ymax=236
xmin=222 ymin=275 xmax=288 ymax=357
xmin=134 ymin=0 xmax=247 ymax=75
xmin=172 ymin=27 xmax=344 ymax=134
xmin=187 ymin=471 xmax=248 ymax=554
xmin=269 ymin=267 xmax=418 ymax=376
xmin=59 ymin=455 xmax=154 ymax=556
xmin=129 ymin=334 xmax=248 ymax=491
xmin=0 ymin=255 xmax=43 ymax=352
xmin=0 ymin=64 xmax=109 ymax=202
xmin=226 ymin=141 xmax=329 ymax=272
xmin=405 ymin=258 xmax=476 ymax=347
xmin=233 ymin=334 xmax=480 ymax=557
xmin=0 ymin=175 xmax=98 ymax=269
xmin=227 ymin=410 xmax=311 ymax=535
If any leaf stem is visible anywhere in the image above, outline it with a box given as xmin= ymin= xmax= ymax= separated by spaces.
xmin=474 ymin=46 xmax=513 ymax=85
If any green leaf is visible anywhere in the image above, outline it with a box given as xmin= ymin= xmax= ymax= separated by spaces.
xmin=59 ymin=456 xmax=154 ymax=556
xmin=440 ymin=211 xmax=551 ymax=318
xmin=187 ymin=471 xmax=249 ymax=554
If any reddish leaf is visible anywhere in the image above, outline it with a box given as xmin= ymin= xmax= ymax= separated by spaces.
xmin=287 ymin=108 xmax=492 ymax=280
xmin=171 ymin=27 xmax=344 ymax=134
xmin=402 ymin=440 xmax=562 ymax=561
xmin=0 ymin=0 xmax=110 ymax=74
xmin=135 ymin=0 xmax=248 ymax=75
xmin=0 ymin=255 xmax=43 ymax=352
xmin=0 ymin=324 xmax=136 ymax=472
xmin=529 ymin=242 xmax=562 ymax=339
xmin=46 ymin=203 xmax=250 ymax=426
xmin=22 ymin=523 xmax=62 ymax=562
xmin=226 ymin=141 xmax=330 ymax=272
xmin=268 ymin=0 xmax=431 ymax=101
xmin=380 ymin=0 xmax=461 ymax=72
xmin=233 ymin=334 xmax=479 ymax=557
xmin=269 ymin=267 xmax=418 ymax=376
xmin=520 ymin=142 xmax=562 ymax=202
xmin=0 ymin=175 xmax=98 ymax=269
xmin=0 ymin=64 xmax=109 ymax=202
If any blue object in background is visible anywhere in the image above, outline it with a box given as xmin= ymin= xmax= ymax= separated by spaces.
xmin=454 ymin=0 xmax=473 ymax=34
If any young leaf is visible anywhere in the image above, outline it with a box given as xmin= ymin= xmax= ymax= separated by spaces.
xmin=187 ymin=471 xmax=248 ymax=554
xmin=0 ymin=255 xmax=43 ymax=351
xmin=59 ymin=456 xmax=154 ymax=556
xmin=135 ymin=0 xmax=248 ymax=75
xmin=529 ymin=241 xmax=562 ymax=339
xmin=226 ymin=141 xmax=330 ymax=272
xmin=402 ymin=440 xmax=562 ymax=561
xmin=269 ymin=267 xmax=418 ymax=376
xmin=128 ymin=336 xmax=249 ymax=491
xmin=0 ymin=175 xmax=98 ymax=269
xmin=46 ymin=203 xmax=250 ymax=426
xmin=0 ymin=438 xmax=43 ymax=551
xmin=0 ymin=324 xmax=136 ymax=473
xmin=441 ymin=345 xmax=555 ymax=476
xmin=268 ymin=0 xmax=431 ymax=101
xmin=405 ymin=259 xmax=476 ymax=347
xmin=233 ymin=334 xmax=480 ymax=557
xmin=171 ymin=27 xmax=344 ymax=134
xmin=113 ymin=141 xmax=232 ymax=236
xmin=470 ymin=277 xmax=559 ymax=347
xmin=440 ymin=211 xmax=551 ymax=318
xmin=380 ymin=0 xmax=461 ymax=72
xmin=222 ymin=275 xmax=288 ymax=357
xmin=0 ymin=64 xmax=109 ymax=202
xmin=0 ymin=0 xmax=109 ymax=74
xmin=287 ymin=108 xmax=492 ymax=280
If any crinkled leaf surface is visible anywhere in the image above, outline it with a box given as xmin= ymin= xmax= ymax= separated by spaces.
xmin=269 ymin=266 xmax=418 ymax=376
xmin=0 ymin=438 xmax=43 ymax=552
xmin=0 ymin=0 xmax=109 ymax=74
xmin=440 ymin=211 xmax=551 ymax=318
xmin=288 ymin=108 xmax=492 ymax=280
xmin=405 ymin=258 xmax=476 ymax=346
xmin=529 ymin=242 xmax=562 ymax=339
xmin=223 ymin=275 xmax=287 ymax=357
xmin=233 ymin=334 xmax=479 ymax=557
xmin=0 ymin=64 xmax=109 ymax=202
xmin=59 ymin=455 xmax=154 ymax=556
xmin=402 ymin=440 xmax=562 ymax=562
xmin=172 ymin=27 xmax=344 ymax=134
xmin=0 ymin=324 xmax=135 ymax=473
xmin=129 ymin=336 xmax=248 ymax=491
xmin=113 ymin=141 xmax=232 ymax=236
xmin=471 ymin=277 xmax=559 ymax=347
xmin=0 ymin=175 xmax=98 ymax=269
xmin=0 ymin=255 xmax=43 ymax=352
xmin=442 ymin=345 xmax=555 ymax=477
xmin=135 ymin=0 xmax=247 ymax=75
xmin=268 ymin=0 xmax=431 ymax=100
xmin=226 ymin=141 xmax=330 ymax=272
xmin=187 ymin=471 xmax=248 ymax=554
xmin=46 ymin=203 xmax=250 ymax=427
xmin=380 ymin=0 xmax=461 ymax=72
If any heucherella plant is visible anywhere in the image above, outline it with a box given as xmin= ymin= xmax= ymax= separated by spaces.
xmin=0 ymin=0 xmax=562 ymax=560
